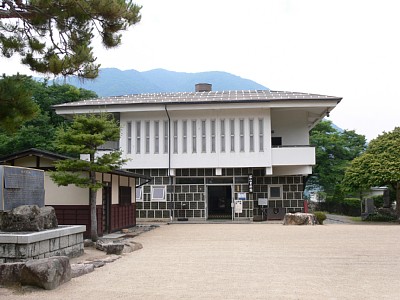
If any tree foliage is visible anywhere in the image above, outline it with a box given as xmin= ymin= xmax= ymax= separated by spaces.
xmin=0 ymin=0 xmax=141 ymax=78
xmin=0 ymin=74 xmax=39 ymax=132
xmin=0 ymin=76 xmax=97 ymax=155
xmin=50 ymin=113 xmax=127 ymax=241
xmin=307 ymin=120 xmax=367 ymax=195
xmin=343 ymin=127 xmax=400 ymax=216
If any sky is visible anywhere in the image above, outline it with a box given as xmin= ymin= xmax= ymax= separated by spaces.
xmin=1 ymin=0 xmax=399 ymax=141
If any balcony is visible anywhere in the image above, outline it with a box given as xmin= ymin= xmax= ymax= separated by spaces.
xmin=271 ymin=145 xmax=315 ymax=166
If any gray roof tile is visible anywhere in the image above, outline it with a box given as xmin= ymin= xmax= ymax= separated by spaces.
xmin=53 ymin=90 xmax=342 ymax=108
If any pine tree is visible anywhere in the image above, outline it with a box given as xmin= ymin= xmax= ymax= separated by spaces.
xmin=0 ymin=74 xmax=39 ymax=132
xmin=50 ymin=113 xmax=126 ymax=241
xmin=0 ymin=0 xmax=141 ymax=78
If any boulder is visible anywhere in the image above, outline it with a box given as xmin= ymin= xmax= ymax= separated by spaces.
xmin=283 ymin=213 xmax=317 ymax=225
xmin=0 ymin=205 xmax=58 ymax=232
xmin=96 ymin=240 xmax=125 ymax=255
xmin=0 ymin=262 xmax=26 ymax=286
xmin=39 ymin=206 xmax=58 ymax=229
xmin=0 ymin=257 xmax=71 ymax=290
xmin=20 ymin=256 xmax=71 ymax=290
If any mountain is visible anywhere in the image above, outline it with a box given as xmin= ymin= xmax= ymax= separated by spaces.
xmin=54 ymin=68 xmax=268 ymax=97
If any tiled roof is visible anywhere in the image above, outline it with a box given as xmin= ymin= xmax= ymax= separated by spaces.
xmin=53 ymin=90 xmax=342 ymax=108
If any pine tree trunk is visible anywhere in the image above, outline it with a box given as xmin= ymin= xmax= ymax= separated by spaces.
xmin=89 ymin=151 xmax=98 ymax=241
xmin=90 ymin=186 xmax=98 ymax=241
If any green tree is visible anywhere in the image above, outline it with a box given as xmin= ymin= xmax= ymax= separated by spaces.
xmin=343 ymin=127 xmax=400 ymax=217
xmin=0 ymin=77 xmax=97 ymax=156
xmin=0 ymin=0 xmax=141 ymax=78
xmin=307 ymin=120 xmax=367 ymax=196
xmin=50 ymin=113 xmax=126 ymax=241
xmin=0 ymin=74 xmax=39 ymax=132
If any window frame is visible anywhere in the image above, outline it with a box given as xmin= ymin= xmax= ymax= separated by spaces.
xmin=135 ymin=121 xmax=141 ymax=154
xmin=259 ymin=118 xmax=264 ymax=152
xmin=173 ymin=120 xmax=178 ymax=154
xmin=192 ymin=120 xmax=197 ymax=153
xmin=119 ymin=186 xmax=132 ymax=205
xmin=135 ymin=186 xmax=143 ymax=202
xmin=230 ymin=119 xmax=235 ymax=152
xmin=182 ymin=120 xmax=187 ymax=153
xmin=249 ymin=119 xmax=254 ymax=152
xmin=201 ymin=120 xmax=207 ymax=153
xmin=268 ymin=185 xmax=282 ymax=200
xmin=211 ymin=119 xmax=216 ymax=153
xmin=239 ymin=119 xmax=245 ymax=152
xmin=151 ymin=185 xmax=167 ymax=202
xmin=220 ymin=119 xmax=225 ymax=153
xmin=154 ymin=121 xmax=159 ymax=154
xmin=127 ymin=121 xmax=132 ymax=154
xmin=163 ymin=121 xmax=169 ymax=154
xmin=145 ymin=121 xmax=150 ymax=154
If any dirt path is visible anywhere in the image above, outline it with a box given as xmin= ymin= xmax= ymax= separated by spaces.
xmin=2 ymin=223 xmax=400 ymax=299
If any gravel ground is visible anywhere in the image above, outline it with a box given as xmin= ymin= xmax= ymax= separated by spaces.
xmin=1 ymin=223 xmax=400 ymax=300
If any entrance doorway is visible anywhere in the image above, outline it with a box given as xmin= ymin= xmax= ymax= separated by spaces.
xmin=207 ymin=185 xmax=232 ymax=219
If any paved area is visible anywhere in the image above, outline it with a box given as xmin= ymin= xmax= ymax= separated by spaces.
xmin=2 ymin=223 xmax=400 ymax=299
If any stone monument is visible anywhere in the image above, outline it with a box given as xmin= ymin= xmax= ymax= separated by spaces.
xmin=0 ymin=165 xmax=45 ymax=211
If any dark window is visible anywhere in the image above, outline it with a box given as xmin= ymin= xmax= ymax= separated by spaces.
xmin=269 ymin=185 xmax=282 ymax=199
xmin=272 ymin=137 xmax=282 ymax=146
xmin=206 ymin=177 xmax=233 ymax=184
xmin=176 ymin=177 xmax=205 ymax=184
xmin=119 ymin=186 xmax=132 ymax=205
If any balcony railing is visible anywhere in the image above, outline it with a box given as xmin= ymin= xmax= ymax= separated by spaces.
xmin=271 ymin=145 xmax=315 ymax=166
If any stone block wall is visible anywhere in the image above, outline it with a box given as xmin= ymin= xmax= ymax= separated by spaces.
xmin=130 ymin=168 xmax=253 ymax=219
xmin=252 ymin=169 xmax=305 ymax=219
xmin=0 ymin=225 xmax=85 ymax=263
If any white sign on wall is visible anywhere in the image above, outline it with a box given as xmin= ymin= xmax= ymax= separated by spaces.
xmin=258 ymin=198 xmax=268 ymax=206
xmin=238 ymin=193 xmax=246 ymax=200
xmin=234 ymin=200 xmax=243 ymax=213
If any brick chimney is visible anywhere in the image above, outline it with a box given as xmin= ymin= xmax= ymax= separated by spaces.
xmin=195 ymin=83 xmax=212 ymax=92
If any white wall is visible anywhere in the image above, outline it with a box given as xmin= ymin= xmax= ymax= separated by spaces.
xmin=45 ymin=173 xmax=89 ymax=205
xmin=120 ymin=107 xmax=273 ymax=169
xmin=271 ymin=110 xmax=309 ymax=145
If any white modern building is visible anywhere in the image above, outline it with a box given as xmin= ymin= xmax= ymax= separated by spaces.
xmin=54 ymin=83 xmax=341 ymax=221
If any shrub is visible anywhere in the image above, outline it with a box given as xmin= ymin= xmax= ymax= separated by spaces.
xmin=372 ymin=195 xmax=384 ymax=208
xmin=341 ymin=198 xmax=361 ymax=216
xmin=364 ymin=213 xmax=397 ymax=222
xmin=313 ymin=211 xmax=327 ymax=225
xmin=320 ymin=197 xmax=361 ymax=216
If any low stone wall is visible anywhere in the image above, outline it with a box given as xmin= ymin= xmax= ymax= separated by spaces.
xmin=0 ymin=225 xmax=86 ymax=263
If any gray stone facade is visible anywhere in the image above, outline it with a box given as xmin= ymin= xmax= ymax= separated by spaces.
xmin=133 ymin=168 xmax=305 ymax=221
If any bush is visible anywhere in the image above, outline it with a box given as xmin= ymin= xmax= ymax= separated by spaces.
xmin=313 ymin=211 xmax=327 ymax=225
xmin=320 ymin=197 xmax=361 ymax=216
xmin=372 ymin=195 xmax=384 ymax=208
xmin=341 ymin=198 xmax=361 ymax=216
xmin=364 ymin=213 xmax=397 ymax=222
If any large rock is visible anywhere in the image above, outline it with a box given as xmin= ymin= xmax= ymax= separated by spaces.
xmin=283 ymin=213 xmax=317 ymax=225
xmin=20 ymin=256 xmax=71 ymax=290
xmin=96 ymin=240 xmax=125 ymax=255
xmin=0 ymin=205 xmax=58 ymax=232
xmin=39 ymin=206 xmax=58 ymax=229
xmin=0 ymin=256 xmax=71 ymax=290
xmin=0 ymin=262 xmax=26 ymax=286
